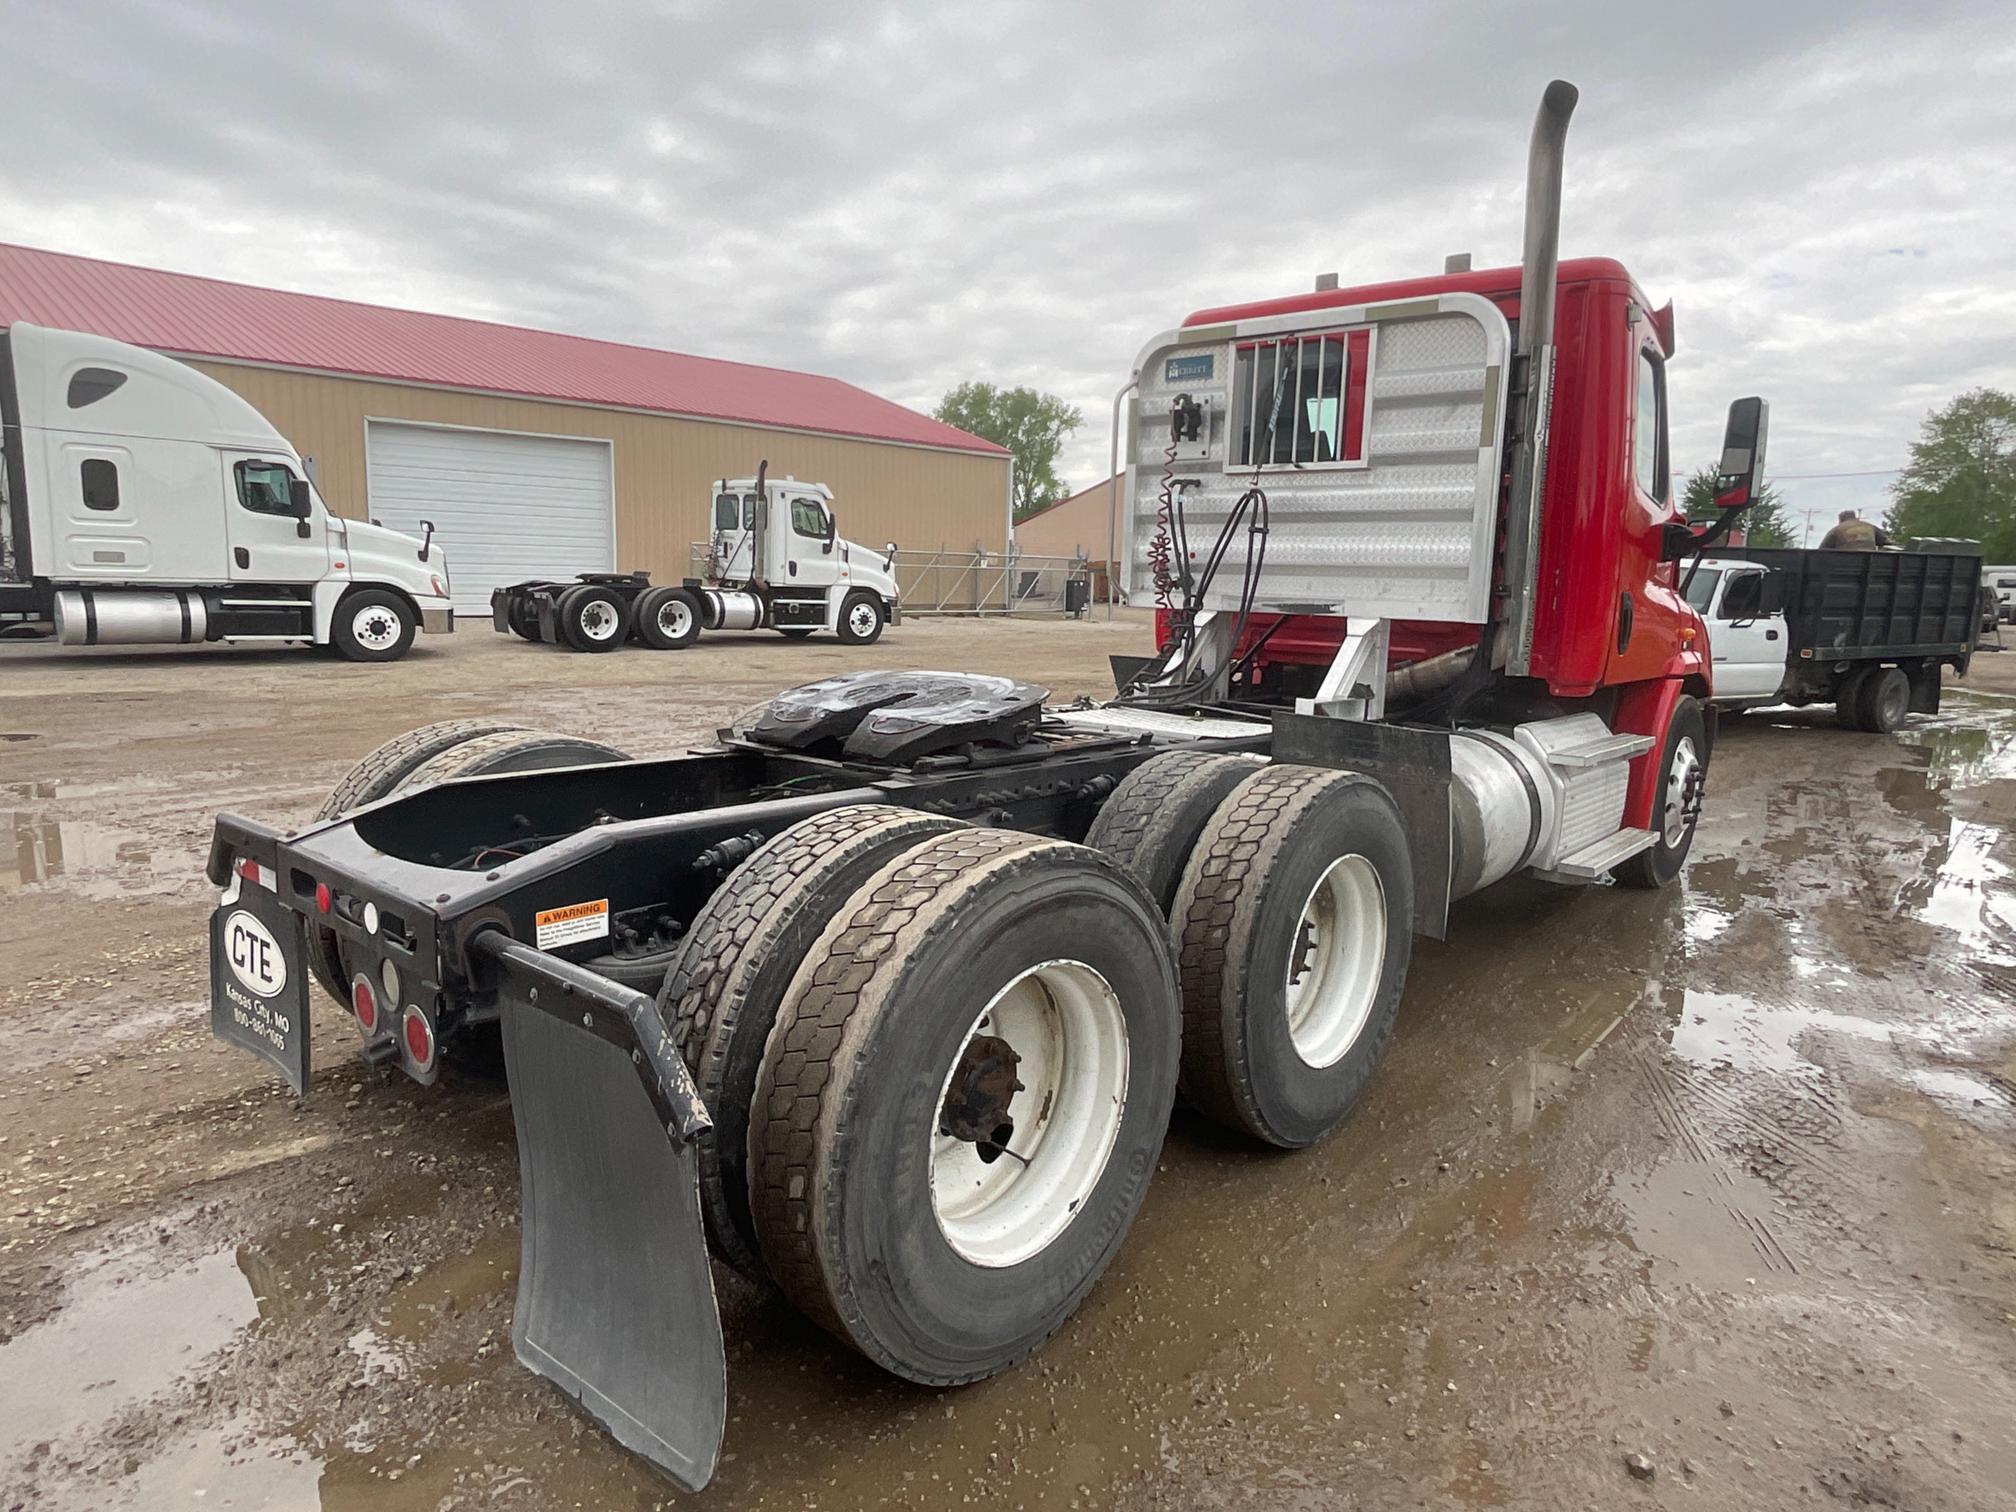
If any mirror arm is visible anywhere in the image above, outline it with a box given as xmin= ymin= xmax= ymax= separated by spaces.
xmin=1673 ymin=504 xmax=1748 ymax=595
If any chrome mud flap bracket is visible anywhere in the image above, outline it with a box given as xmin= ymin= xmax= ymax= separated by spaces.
xmin=470 ymin=933 xmax=725 ymax=1493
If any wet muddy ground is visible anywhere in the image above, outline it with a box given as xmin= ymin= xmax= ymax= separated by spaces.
xmin=2 ymin=620 xmax=2013 ymax=1511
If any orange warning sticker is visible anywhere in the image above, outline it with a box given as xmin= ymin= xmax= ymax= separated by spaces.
xmin=534 ymin=898 xmax=610 ymax=949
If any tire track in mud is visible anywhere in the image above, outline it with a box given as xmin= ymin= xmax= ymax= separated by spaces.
xmin=1634 ymin=1050 xmax=1805 ymax=1273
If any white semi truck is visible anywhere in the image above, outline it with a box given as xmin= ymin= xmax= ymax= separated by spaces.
xmin=0 ymin=324 xmax=453 ymax=660
xmin=490 ymin=461 xmax=901 ymax=650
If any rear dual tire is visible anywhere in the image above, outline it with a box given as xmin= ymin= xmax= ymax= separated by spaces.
xmin=747 ymin=828 xmax=1180 ymax=1383
xmin=1169 ymin=765 xmax=1414 ymax=1148
xmin=635 ymin=586 xmax=703 ymax=651
xmin=557 ymin=584 xmax=631 ymax=652
xmin=658 ymin=804 xmax=967 ymax=1280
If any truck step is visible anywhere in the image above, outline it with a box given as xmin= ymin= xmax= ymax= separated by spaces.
xmin=1541 ymin=732 xmax=1655 ymax=768
xmin=1531 ymin=826 xmax=1658 ymax=882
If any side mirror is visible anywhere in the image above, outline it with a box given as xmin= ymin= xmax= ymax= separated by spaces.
xmin=288 ymin=476 xmax=313 ymax=536
xmin=1714 ymin=396 xmax=1770 ymax=509
xmin=823 ymin=511 xmax=837 ymax=553
xmin=417 ymin=518 xmax=436 ymax=562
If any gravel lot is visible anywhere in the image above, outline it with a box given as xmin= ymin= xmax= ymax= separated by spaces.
xmin=2 ymin=617 xmax=2013 ymax=1510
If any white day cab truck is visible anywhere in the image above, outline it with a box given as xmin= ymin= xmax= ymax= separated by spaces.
xmin=0 ymin=324 xmax=453 ymax=660
xmin=490 ymin=461 xmax=900 ymax=651
xmin=1687 ymin=544 xmax=1980 ymax=730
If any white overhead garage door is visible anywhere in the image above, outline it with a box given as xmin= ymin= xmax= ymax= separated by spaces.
xmin=364 ymin=420 xmax=615 ymax=614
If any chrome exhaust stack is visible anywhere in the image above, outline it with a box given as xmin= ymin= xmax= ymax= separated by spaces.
xmin=1501 ymin=79 xmax=1578 ymax=675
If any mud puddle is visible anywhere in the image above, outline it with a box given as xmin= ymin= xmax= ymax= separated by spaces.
xmin=0 ymin=1217 xmax=259 ymax=1474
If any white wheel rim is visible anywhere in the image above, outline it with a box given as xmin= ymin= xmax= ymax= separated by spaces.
xmin=579 ymin=600 xmax=619 ymax=641
xmin=1662 ymin=736 xmax=1701 ymax=845
xmin=849 ymin=602 xmax=879 ymax=636
xmin=658 ymin=599 xmax=693 ymax=639
xmin=1283 ymin=854 xmax=1386 ymax=1069
xmin=929 ymin=959 xmax=1128 ymax=1269
xmin=350 ymin=604 xmax=400 ymax=651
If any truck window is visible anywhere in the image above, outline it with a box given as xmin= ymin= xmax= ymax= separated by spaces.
xmin=790 ymin=499 xmax=827 ymax=538
xmin=1682 ymin=568 xmax=1720 ymax=613
xmin=234 ymin=460 xmax=298 ymax=516
xmin=1720 ymin=571 xmax=1763 ymax=621
xmin=1633 ymin=347 xmax=1668 ymax=502
xmin=80 ymin=458 xmax=120 ymax=511
xmin=67 ymin=367 xmax=128 ymax=408
xmin=1233 ymin=331 xmax=1353 ymax=467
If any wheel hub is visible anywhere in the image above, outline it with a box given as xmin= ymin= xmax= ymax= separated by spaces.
xmin=938 ymin=1033 xmax=1025 ymax=1163
xmin=928 ymin=960 xmax=1129 ymax=1268
xmin=1663 ymin=737 xmax=1703 ymax=847
xmin=353 ymin=608 xmax=397 ymax=649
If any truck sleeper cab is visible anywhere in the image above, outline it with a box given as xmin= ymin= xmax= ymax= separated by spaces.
xmin=0 ymin=324 xmax=453 ymax=659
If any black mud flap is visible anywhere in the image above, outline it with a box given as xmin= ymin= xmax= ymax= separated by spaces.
xmin=491 ymin=943 xmax=726 ymax=1492
xmin=209 ymin=879 xmax=311 ymax=1096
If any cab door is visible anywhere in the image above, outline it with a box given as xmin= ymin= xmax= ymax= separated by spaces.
xmin=1707 ymin=568 xmax=1787 ymax=698
xmin=782 ymin=492 xmax=839 ymax=590
xmin=223 ymin=454 xmax=329 ymax=583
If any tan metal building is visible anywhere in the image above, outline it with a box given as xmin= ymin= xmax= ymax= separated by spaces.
xmin=1014 ymin=476 xmax=1123 ymax=601
xmin=0 ymin=243 xmax=1010 ymax=612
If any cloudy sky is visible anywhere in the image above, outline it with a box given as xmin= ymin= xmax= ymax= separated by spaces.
xmin=3 ymin=0 xmax=2012 ymax=539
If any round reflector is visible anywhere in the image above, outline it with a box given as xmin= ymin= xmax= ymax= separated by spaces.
xmin=315 ymin=882 xmax=332 ymax=914
xmin=402 ymin=1005 xmax=435 ymax=1069
xmin=351 ymin=974 xmax=378 ymax=1036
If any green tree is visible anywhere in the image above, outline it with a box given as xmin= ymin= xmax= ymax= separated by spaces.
xmin=933 ymin=383 xmax=1083 ymax=520
xmin=1682 ymin=464 xmax=1795 ymax=548
xmin=1885 ymin=388 xmax=2016 ymax=560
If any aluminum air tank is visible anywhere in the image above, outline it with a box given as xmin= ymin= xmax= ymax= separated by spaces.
xmin=53 ymin=589 xmax=208 ymax=646
xmin=702 ymin=589 xmax=763 ymax=632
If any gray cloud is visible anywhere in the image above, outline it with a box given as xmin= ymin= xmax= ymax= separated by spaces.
xmin=3 ymin=0 xmax=2012 ymax=538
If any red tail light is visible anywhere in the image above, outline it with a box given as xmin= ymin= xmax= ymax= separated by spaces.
xmin=315 ymin=882 xmax=332 ymax=914
xmin=351 ymin=975 xmax=378 ymax=1037
xmin=402 ymin=1005 xmax=435 ymax=1070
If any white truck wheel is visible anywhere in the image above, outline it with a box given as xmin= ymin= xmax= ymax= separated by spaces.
xmin=749 ymin=828 xmax=1179 ymax=1383
xmin=333 ymin=589 xmax=417 ymax=662
xmin=1172 ymin=764 xmax=1414 ymax=1148
xmin=835 ymin=591 xmax=886 ymax=646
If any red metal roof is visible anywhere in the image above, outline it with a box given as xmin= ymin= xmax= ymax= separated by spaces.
xmin=0 ymin=242 xmax=1006 ymax=456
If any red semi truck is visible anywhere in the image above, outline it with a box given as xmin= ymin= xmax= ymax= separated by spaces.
xmin=199 ymin=81 xmax=1763 ymax=1489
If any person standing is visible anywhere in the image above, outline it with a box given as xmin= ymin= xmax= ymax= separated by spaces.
xmin=1819 ymin=510 xmax=1890 ymax=550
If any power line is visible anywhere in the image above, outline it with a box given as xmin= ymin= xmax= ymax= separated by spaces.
xmin=1769 ymin=467 xmax=1903 ymax=480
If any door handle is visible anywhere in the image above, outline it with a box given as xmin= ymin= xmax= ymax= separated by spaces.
xmin=234 ymin=547 xmax=250 ymax=569
xmin=1765 ymin=630 xmax=1779 ymax=640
